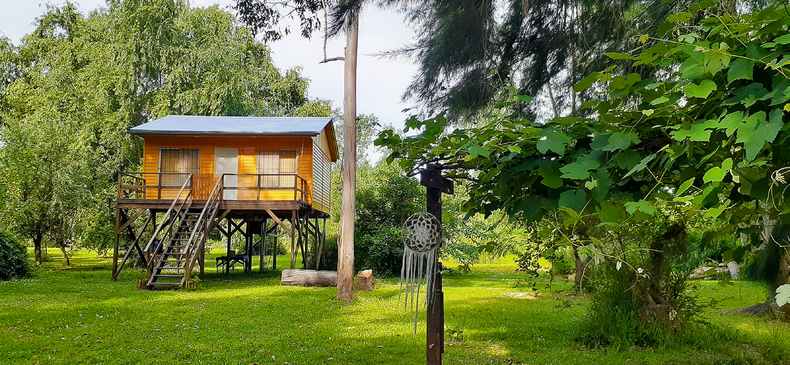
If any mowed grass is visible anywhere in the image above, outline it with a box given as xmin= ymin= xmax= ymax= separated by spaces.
xmin=0 ymin=250 xmax=789 ymax=364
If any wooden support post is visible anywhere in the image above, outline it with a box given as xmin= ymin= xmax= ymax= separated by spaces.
xmin=428 ymin=262 xmax=444 ymax=365
xmin=301 ymin=212 xmax=308 ymax=268
xmin=421 ymin=167 xmax=452 ymax=365
xmin=199 ymin=236 xmax=205 ymax=280
xmin=290 ymin=210 xmax=297 ymax=269
xmin=112 ymin=208 xmax=120 ymax=281
xmin=226 ymin=218 xmax=232 ymax=276
xmin=260 ymin=218 xmax=266 ymax=273
xmin=273 ymin=223 xmax=278 ymax=270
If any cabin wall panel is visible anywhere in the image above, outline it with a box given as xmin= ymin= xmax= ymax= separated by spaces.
xmin=140 ymin=135 xmax=330 ymax=210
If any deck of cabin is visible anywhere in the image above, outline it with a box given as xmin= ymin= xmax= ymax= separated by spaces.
xmin=116 ymin=171 xmax=328 ymax=218
xmin=112 ymin=171 xmax=331 ymax=287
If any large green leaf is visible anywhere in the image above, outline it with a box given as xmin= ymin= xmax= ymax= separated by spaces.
xmin=603 ymin=131 xmax=640 ymax=151
xmin=539 ymin=164 xmax=564 ymax=189
xmin=737 ymin=111 xmax=782 ymax=161
xmin=684 ymin=79 xmax=717 ymax=98
xmin=558 ymin=189 xmax=587 ymax=212
xmin=536 ymin=130 xmax=572 ymax=155
xmin=774 ymin=34 xmax=790 ymax=45
xmin=703 ymin=167 xmax=726 ymax=183
xmin=675 ymin=177 xmax=695 ymax=197
xmin=574 ymin=72 xmax=600 ymax=92
xmin=623 ymin=155 xmax=655 ymax=178
xmin=776 ymin=284 xmax=790 ymax=306
xmin=727 ymin=58 xmax=754 ymax=82
xmin=560 ymin=160 xmax=601 ymax=180
xmin=596 ymin=201 xmax=625 ymax=225
xmin=624 ymin=200 xmax=656 ymax=215
xmin=468 ymin=145 xmax=490 ymax=158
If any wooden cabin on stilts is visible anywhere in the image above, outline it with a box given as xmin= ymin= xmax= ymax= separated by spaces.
xmin=111 ymin=116 xmax=338 ymax=288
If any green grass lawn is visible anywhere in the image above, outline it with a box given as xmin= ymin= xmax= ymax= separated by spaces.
xmin=1 ymin=250 xmax=789 ymax=364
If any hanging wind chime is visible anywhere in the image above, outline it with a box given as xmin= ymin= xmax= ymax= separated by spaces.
xmin=400 ymin=211 xmax=442 ymax=332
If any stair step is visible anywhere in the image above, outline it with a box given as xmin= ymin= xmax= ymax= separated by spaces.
xmin=153 ymin=274 xmax=185 ymax=278
xmin=150 ymin=282 xmax=182 ymax=286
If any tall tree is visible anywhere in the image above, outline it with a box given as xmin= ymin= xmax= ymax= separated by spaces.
xmin=233 ymin=0 xmax=365 ymax=302
xmin=378 ymin=1 xmax=790 ymax=309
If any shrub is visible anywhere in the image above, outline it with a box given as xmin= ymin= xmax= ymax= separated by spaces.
xmin=579 ymin=209 xmax=699 ymax=349
xmin=353 ymin=161 xmax=423 ymax=276
xmin=0 ymin=232 xmax=28 ymax=280
xmin=355 ymin=226 xmax=404 ymax=277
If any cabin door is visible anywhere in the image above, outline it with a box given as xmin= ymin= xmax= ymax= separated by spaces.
xmin=215 ymin=148 xmax=239 ymax=200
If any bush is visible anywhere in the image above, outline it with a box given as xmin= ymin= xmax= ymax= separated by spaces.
xmin=355 ymin=226 xmax=404 ymax=277
xmin=0 ymin=232 xmax=28 ymax=280
xmin=579 ymin=210 xmax=699 ymax=349
xmin=353 ymin=161 xmax=424 ymax=277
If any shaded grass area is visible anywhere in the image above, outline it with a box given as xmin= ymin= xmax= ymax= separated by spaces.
xmin=0 ymin=250 xmax=788 ymax=364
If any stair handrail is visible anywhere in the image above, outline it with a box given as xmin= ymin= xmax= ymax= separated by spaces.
xmin=183 ymin=173 xmax=224 ymax=281
xmin=142 ymin=174 xmax=193 ymax=273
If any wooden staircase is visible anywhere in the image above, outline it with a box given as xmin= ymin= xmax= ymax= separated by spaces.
xmin=143 ymin=174 xmax=223 ymax=289
xmin=147 ymin=206 xmax=201 ymax=286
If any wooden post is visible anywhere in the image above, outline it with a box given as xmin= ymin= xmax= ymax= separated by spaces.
xmin=421 ymin=167 xmax=452 ymax=365
xmin=273 ymin=223 xmax=278 ymax=270
xmin=291 ymin=210 xmax=297 ymax=269
xmin=226 ymin=218 xmax=232 ymax=276
xmin=337 ymin=12 xmax=359 ymax=304
xmin=112 ymin=208 xmax=120 ymax=281
xmin=261 ymin=218 xmax=267 ymax=272
xmin=428 ymin=263 xmax=444 ymax=365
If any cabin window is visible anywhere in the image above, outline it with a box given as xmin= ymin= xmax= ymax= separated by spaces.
xmin=159 ymin=148 xmax=200 ymax=187
xmin=258 ymin=149 xmax=297 ymax=188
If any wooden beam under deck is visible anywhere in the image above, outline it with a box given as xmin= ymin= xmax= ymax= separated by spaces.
xmin=116 ymin=199 xmax=328 ymax=219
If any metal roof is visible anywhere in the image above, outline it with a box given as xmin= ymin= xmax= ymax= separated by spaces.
xmin=129 ymin=115 xmax=334 ymax=136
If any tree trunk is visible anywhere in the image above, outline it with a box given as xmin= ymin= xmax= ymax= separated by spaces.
xmin=572 ymin=245 xmax=591 ymax=291
xmin=33 ymin=235 xmax=43 ymax=268
xmin=56 ymin=238 xmax=71 ymax=267
xmin=336 ymin=15 xmax=359 ymax=303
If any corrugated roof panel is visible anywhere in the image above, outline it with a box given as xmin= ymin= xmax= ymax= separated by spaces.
xmin=129 ymin=115 xmax=333 ymax=136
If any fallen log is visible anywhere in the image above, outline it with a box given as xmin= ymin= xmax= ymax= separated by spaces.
xmin=281 ymin=269 xmax=337 ymax=287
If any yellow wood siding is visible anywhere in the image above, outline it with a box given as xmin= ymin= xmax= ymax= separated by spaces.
xmin=140 ymin=135 xmax=331 ymax=213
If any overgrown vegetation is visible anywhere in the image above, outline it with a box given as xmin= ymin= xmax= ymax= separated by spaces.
xmin=354 ymin=161 xmax=424 ymax=276
xmin=0 ymin=232 xmax=27 ymax=281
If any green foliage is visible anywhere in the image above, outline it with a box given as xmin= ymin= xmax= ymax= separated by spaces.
xmin=377 ymin=4 xmax=790 ymax=277
xmin=354 ymin=161 xmax=424 ymax=276
xmin=0 ymin=1 xmax=326 ymax=261
xmin=515 ymin=222 xmax=573 ymax=276
xmin=777 ymin=284 xmax=790 ymax=306
xmin=0 ymin=231 xmax=28 ymax=280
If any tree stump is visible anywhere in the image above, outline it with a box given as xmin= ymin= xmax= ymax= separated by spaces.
xmin=356 ymin=270 xmax=375 ymax=291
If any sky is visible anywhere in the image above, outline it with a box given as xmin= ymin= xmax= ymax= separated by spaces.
xmin=0 ymin=0 xmax=419 ymax=130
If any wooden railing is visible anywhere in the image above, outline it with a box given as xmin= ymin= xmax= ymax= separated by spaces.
xmin=222 ymin=173 xmax=309 ymax=203
xmin=118 ymin=172 xmax=309 ymax=203
xmin=143 ymin=175 xmax=194 ymax=278
xmin=183 ymin=174 xmax=224 ymax=282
